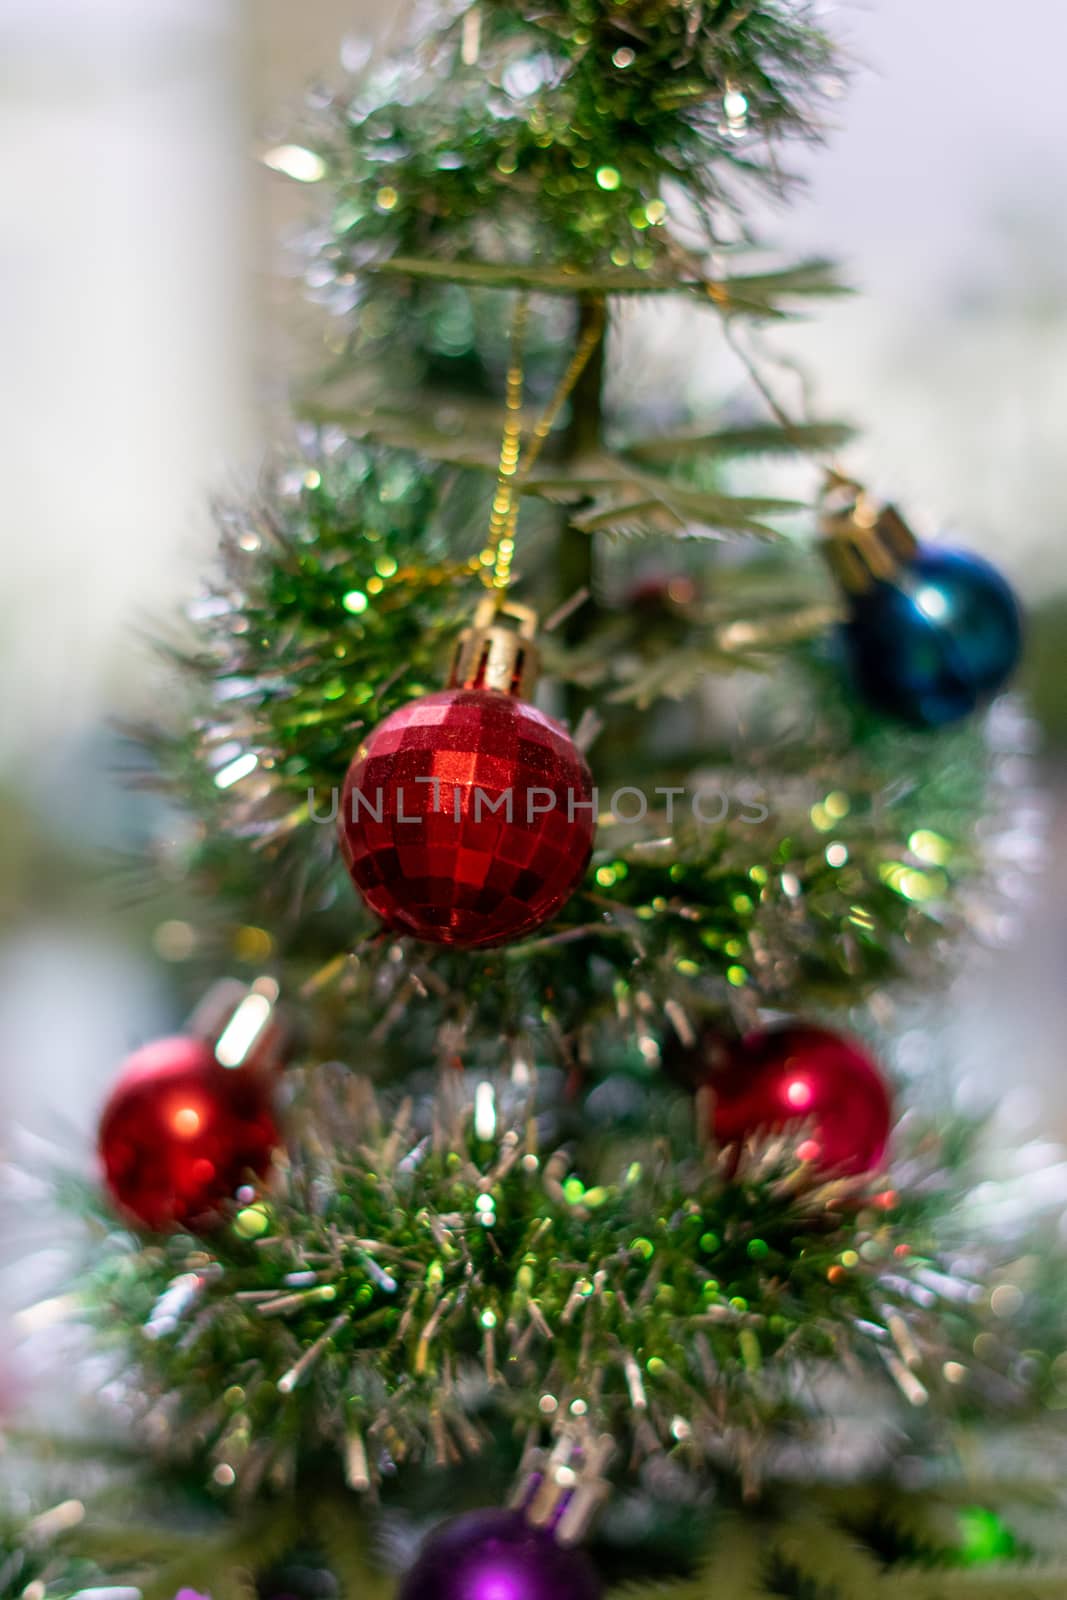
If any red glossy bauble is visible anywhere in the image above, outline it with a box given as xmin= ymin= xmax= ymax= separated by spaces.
xmin=710 ymin=1023 xmax=892 ymax=1177
xmin=99 ymin=1035 xmax=280 ymax=1231
xmin=337 ymin=688 xmax=595 ymax=947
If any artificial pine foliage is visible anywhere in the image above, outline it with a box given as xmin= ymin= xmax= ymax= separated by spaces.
xmin=10 ymin=2 xmax=1067 ymax=1597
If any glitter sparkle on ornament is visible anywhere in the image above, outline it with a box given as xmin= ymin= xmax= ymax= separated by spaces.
xmin=338 ymin=689 xmax=594 ymax=946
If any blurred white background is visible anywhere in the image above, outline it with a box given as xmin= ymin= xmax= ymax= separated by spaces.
xmin=0 ymin=0 xmax=1065 ymax=1188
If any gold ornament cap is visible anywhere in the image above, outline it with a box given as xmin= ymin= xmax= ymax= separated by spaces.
xmin=820 ymin=472 xmax=919 ymax=594
xmin=448 ymin=595 xmax=541 ymax=699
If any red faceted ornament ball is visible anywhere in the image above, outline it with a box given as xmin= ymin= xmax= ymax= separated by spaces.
xmin=710 ymin=1023 xmax=892 ymax=1177
xmin=338 ymin=688 xmax=595 ymax=947
xmin=99 ymin=1034 xmax=280 ymax=1231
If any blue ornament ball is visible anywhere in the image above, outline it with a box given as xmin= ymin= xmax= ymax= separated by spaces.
xmin=398 ymin=1510 xmax=602 ymax=1600
xmin=841 ymin=544 xmax=1022 ymax=728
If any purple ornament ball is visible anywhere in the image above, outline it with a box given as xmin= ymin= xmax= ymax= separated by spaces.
xmin=398 ymin=1510 xmax=602 ymax=1600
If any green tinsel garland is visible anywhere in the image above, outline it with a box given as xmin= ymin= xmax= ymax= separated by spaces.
xmin=79 ymin=1071 xmax=1038 ymax=1507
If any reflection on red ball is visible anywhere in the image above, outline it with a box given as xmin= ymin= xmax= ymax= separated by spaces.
xmin=338 ymin=688 xmax=595 ymax=947
xmin=99 ymin=1035 xmax=279 ymax=1231
xmin=711 ymin=1023 xmax=892 ymax=1177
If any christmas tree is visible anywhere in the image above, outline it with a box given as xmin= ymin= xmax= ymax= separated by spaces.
xmin=12 ymin=3 xmax=1067 ymax=1597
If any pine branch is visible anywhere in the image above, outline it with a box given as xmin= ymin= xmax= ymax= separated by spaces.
xmin=1 ymin=1428 xmax=153 ymax=1468
xmin=864 ymin=1490 xmax=978 ymax=1566
xmin=775 ymin=1510 xmax=889 ymax=1596
xmin=565 ymin=476 xmax=796 ymax=539
xmin=313 ymin=1497 xmax=393 ymax=1600
xmin=73 ymin=1524 xmax=194 ymax=1567
xmin=882 ymin=1564 xmax=1067 ymax=1599
xmin=889 ymin=1477 xmax=1062 ymax=1511
xmin=552 ymin=288 xmax=605 ymax=715
xmin=696 ymin=1516 xmax=772 ymax=1598
xmin=297 ymin=400 xmax=508 ymax=471
xmin=623 ymin=421 xmax=856 ymax=464
xmin=613 ymin=1577 xmax=707 ymax=1600
xmin=367 ymin=256 xmax=846 ymax=316
xmin=526 ymin=453 xmax=803 ymax=536
xmin=995 ymin=1499 xmax=1067 ymax=1559
xmin=289 ymin=407 xmax=807 ymax=539
xmin=368 ymin=258 xmax=680 ymax=295
xmin=131 ymin=1507 xmax=303 ymax=1600
xmin=516 ymin=456 xmax=802 ymax=536
xmin=299 ymin=407 xmax=853 ymax=479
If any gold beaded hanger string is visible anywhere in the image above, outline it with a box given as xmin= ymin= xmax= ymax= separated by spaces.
xmin=481 ymin=293 xmax=607 ymax=595
xmin=482 ymin=292 xmax=531 ymax=592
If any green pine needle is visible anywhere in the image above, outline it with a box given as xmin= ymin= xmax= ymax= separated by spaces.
xmin=312 ymin=1497 xmax=393 ymax=1600
xmin=775 ymin=1509 xmax=889 ymax=1595
xmin=694 ymin=1515 xmax=771 ymax=1598
xmin=882 ymin=1564 xmax=1067 ymax=1600
xmin=624 ymin=422 xmax=857 ymax=465
xmin=131 ymin=1506 xmax=303 ymax=1600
